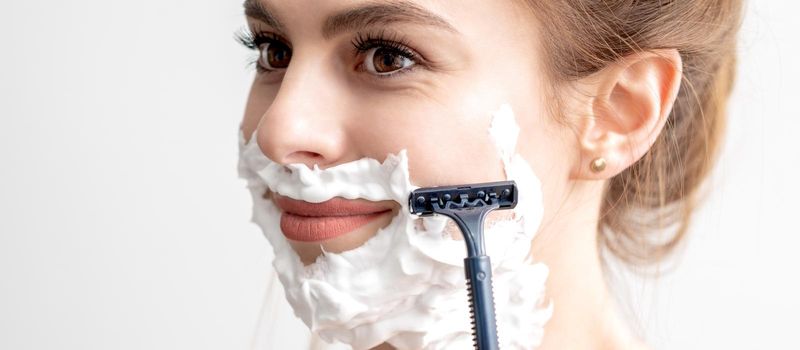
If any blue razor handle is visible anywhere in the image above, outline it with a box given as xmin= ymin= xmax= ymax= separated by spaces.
xmin=465 ymin=255 xmax=499 ymax=350
xmin=409 ymin=181 xmax=518 ymax=350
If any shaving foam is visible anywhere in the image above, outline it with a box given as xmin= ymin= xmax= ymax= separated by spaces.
xmin=239 ymin=104 xmax=551 ymax=349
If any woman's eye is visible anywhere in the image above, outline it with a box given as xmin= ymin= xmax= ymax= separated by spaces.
xmin=363 ymin=47 xmax=416 ymax=75
xmin=258 ymin=41 xmax=292 ymax=71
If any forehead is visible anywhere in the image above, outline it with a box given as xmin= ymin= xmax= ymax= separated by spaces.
xmin=243 ymin=0 xmax=533 ymax=38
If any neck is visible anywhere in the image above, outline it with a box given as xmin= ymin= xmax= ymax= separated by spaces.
xmin=533 ymin=181 xmax=643 ymax=350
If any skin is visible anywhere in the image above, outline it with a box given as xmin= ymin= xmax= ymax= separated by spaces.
xmin=239 ymin=0 xmax=682 ymax=349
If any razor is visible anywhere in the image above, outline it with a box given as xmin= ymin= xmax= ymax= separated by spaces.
xmin=409 ymin=181 xmax=518 ymax=350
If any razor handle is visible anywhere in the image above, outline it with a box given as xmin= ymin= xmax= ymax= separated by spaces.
xmin=465 ymin=256 xmax=500 ymax=350
xmin=409 ymin=181 xmax=517 ymax=350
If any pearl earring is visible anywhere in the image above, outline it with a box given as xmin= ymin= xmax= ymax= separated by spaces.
xmin=590 ymin=157 xmax=607 ymax=173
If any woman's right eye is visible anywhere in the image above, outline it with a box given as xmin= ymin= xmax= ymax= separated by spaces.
xmin=257 ymin=41 xmax=292 ymax=71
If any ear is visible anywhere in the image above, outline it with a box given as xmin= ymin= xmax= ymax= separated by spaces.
xmin=571 ymin=49 xmax=683 ymax=180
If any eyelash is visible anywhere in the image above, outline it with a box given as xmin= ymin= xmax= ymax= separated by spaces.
xmin=235 ymin=28 xmax=286 ymax=73
xmin=351 ymin=31 xmax=421 ymax=78
xmin=234 ymin=27 xmax=424 ymax=78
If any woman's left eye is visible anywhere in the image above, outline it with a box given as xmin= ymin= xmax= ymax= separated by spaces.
xmin=363 ymin=47 xmax=417 ymax=75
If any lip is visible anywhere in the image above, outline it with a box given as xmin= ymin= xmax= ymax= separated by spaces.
xmin=272 ymin=193 xmax=395 ymax=242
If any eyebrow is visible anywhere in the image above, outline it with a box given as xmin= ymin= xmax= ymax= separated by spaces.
xmin=242 ymin=0 xmax=458 ymax=39
xmin=243 ymin=0 xmax=284 ymax=32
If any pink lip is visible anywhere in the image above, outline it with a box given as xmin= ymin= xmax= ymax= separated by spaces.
xmin=272 ymin=194 xmax=393 ymax=242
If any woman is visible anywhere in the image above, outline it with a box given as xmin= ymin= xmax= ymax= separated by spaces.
xmin=236 ymin=0 xmax=742 ymax=349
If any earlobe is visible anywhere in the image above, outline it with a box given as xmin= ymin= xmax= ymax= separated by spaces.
xmin=572 ymin=49 xmax=683 ymax=180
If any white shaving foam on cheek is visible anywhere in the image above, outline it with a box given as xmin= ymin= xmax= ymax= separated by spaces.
xmin=238 ymin=104 xmax=551 ymax=350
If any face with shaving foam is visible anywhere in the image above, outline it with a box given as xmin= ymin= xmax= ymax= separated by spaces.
xmin=238 ymin=105 xmax=550 ymax=349
xmin=237 ymin=0 xmax=578 ymax=348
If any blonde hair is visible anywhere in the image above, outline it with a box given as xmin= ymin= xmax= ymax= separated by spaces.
xmin=526 ymin=0 xmax=743 ymax=264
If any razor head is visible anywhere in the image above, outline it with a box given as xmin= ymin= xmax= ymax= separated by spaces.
xmin=408 ymin=181 xmax=518 ymax=216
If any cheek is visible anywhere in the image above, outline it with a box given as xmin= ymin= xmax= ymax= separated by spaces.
xmin=350 ymin=94 xmax=510 ymax=187
xmin=515 ymin=105 xmax=577 ymax=224
xmin=407 ymin=136 xmax=506 ymax=187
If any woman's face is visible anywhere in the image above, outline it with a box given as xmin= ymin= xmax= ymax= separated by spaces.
xmin=240 ymin=0 xmax=575 ymax=261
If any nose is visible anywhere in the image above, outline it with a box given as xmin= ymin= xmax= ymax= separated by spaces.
xmin=255 ymin=55 xmax=348 ymax=169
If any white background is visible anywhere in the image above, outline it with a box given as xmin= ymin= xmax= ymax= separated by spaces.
xmin=0 ymin=1 xmax=798 ymax=349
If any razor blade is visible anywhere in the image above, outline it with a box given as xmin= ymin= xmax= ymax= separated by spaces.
xmin=409 ymin=181 xmax=517 ymax=257
xmin=409 ymin=181 xmax=517 ymax=217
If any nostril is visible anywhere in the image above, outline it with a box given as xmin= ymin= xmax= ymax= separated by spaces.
xmin=284 ymin=151 xmax=325 ymax=166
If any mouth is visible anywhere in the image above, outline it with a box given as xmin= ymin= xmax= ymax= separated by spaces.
xmin=270 ymin=192 xmax=396 ymax=242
